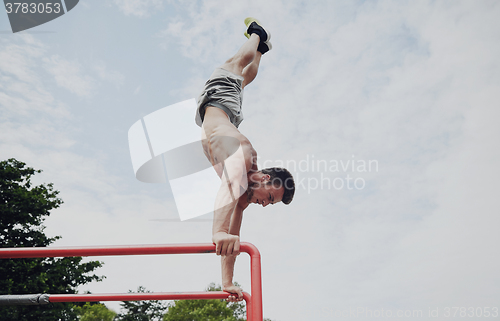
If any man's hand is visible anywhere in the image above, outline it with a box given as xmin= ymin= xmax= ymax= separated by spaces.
xmin=212 ymin=232 xmax=240 ymax=256
xmin=223 ymin=284 xmax=243 ymax=302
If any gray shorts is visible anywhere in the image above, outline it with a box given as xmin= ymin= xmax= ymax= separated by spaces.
xmin=195 ymin=67 xmax=244 ymax=128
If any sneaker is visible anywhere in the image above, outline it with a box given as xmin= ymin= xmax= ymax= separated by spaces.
xmin=243 ymin=17 xmax=271 ymax=43
xmin=243 ymin=17 xmax=259 ymax=39
xmin=257 ymin=41 xmax=272 ymax=54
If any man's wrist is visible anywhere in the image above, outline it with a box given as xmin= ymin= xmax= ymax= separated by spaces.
xmin=222 ymin=281 xmax=233 ymax=288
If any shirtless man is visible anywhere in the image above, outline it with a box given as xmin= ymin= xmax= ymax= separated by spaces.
xmin=195 ymin=18 xmax=295 ymax=302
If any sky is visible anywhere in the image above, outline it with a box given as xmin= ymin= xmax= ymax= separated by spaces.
xmin=1 ymin=0 xmax=499 ymax=320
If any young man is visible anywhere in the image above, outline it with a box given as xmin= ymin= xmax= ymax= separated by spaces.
xmin=195 ymin=18 xmax=295 ymax=302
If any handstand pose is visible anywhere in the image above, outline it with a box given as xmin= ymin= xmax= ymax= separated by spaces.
xmin=195 ymin=18 xmax=295 ymax=302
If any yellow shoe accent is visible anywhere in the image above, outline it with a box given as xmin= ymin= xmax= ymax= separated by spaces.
xmin=244 ymin=17 xmax=261 ymax=28
xmin=244 ymin=17 xmax=262 ymax=39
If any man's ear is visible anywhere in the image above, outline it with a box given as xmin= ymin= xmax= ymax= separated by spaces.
xmin=261 ymin=174 xmax=271 ymax=182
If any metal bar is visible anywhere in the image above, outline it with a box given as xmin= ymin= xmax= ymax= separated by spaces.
xmin=0 ymin=294 xmax=50 ymax=306
xmin=0 ymin=243 xmax=216 ymax=258
xmin=51 ymin=291 xmax=252 ymax=319
xmin=240 ymin=243 xmax=262 ymax=321
xmin=0 ymin=292 xmax=252 ymax=319
xmin=48 ymin=291 xmax=247 ymax=302
xmin=0 ymin=242 xmax=262 ymax=321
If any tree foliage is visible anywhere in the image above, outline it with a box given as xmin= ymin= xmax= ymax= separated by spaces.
xmin=115 ymin=286 xmax=168 ymax=321
xmin=75 ymin=302 xmax=116 ymax=321
xmin=0 ymin=159 xmax=104 ymax=321
xmin=162 ymin=283 xmax=246 ymax=321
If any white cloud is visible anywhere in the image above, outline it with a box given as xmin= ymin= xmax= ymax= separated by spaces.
xmin=113 ymin=0 xmax=164 ymax=17
xmin=93 ymin=61 xmax=125 ymax=88
xmin=0 ymin=36 xmax=70 ymax=118
xmin=160 ymin=2 xmax=247 ymax=64
xmin=43 ymin=55 xmax=95 ymax=97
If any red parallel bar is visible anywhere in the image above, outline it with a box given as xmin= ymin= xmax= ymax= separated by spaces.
xmin=50 ymin=291 xmax=252 ymax=319
xmin=48 ymin=291 xmax=250 ymax=302
xmin=0 ymin=243 xmax=263 ymax=321
xmin=241 ymin=243 xmax=262 ymax=321
xmin=0 ymin=243 xmax=216 ymax=258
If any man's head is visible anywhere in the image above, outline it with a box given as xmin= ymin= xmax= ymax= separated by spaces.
xmin=247 ymin=167 xmax=295 ymax=207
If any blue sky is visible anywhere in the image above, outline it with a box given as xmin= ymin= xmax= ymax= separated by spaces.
xmin=1 ymin=1 xmax=499 ymax=320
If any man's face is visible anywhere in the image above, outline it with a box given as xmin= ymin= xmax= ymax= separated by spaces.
xmin=247 ymin=180 xmax=285 ymax=207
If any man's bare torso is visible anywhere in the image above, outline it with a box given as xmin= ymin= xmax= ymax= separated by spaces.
xmin=201 ymin=106 xmax=258 ymax=208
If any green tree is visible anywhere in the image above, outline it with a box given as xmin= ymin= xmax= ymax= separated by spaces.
xmin=75 ymin=302 xmax=116 ymax=321
xmin=0 ymin=158 xmax=104 ymax=321
xmin=115 ymin=286 xmax=168 ymax=321
xmin=162 ymin=283 xmax=246 ymax=321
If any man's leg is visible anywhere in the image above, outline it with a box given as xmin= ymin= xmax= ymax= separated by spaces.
xmin=241 ymin=51 xmax=262 ymax=88
xmin=220 ymin=34 xmax=260 ymax=78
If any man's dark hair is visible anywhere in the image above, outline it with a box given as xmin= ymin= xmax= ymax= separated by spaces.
xmin=261 ymin=167 xmax=295 ymax=205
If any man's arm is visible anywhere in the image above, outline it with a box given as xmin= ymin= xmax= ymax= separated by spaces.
xmin=212 ymin=176 xmax=241 ymax=255
xmin=212 ymin=147 xmax=247 ymax=256
xmin=221 ymin=203 xmax=244 ymax=302
xmin=210 ymin=143 xmax=250 ymax=301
